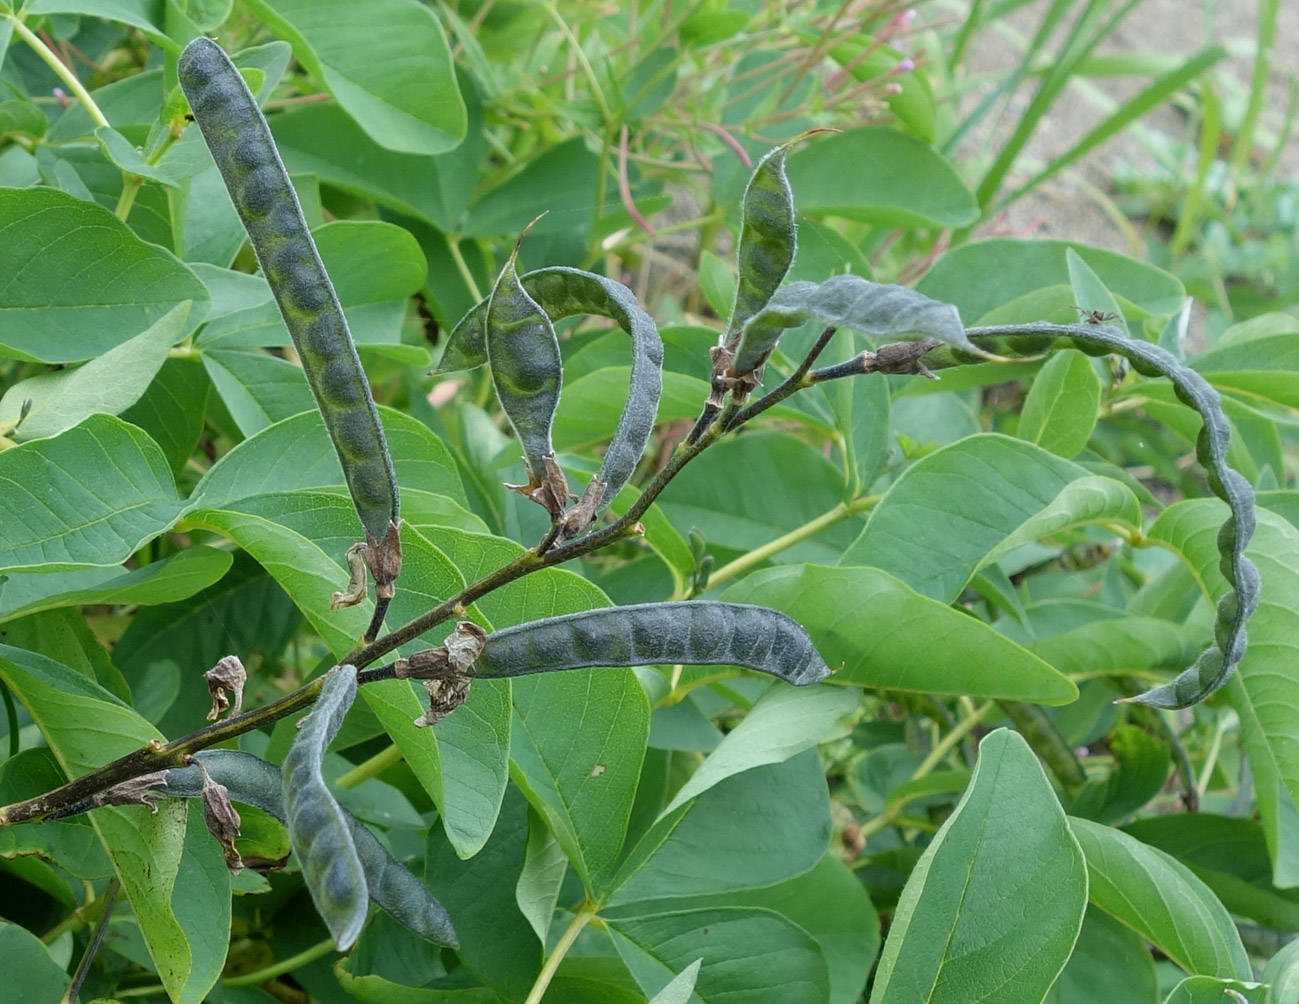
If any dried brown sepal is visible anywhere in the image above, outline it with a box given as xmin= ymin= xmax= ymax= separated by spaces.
xmin=868 ymin=338 xmax=940 ymax=378
xmin=204 ymin=655 xmax=246 ymax=721
xmin=397 ymin=622 xmax=486 ymax=728
xmin=195 ymin=758 xmax=243 ymax=873
xmin=330 ymin=542 xmax=369 ymax=610
xmin=505 ymin=452 xmax=571 ymax=523
xmin=414 ymin=676 xmax=473 ymax=729
xmin=559 ymin=477 xmax=606 ymax=542
xmin=94 ymin=771 xmax=169 ymax=813
xmin=364 ymin=520 xmax=403 ymax=599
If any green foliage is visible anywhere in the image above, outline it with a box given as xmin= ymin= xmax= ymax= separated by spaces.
xmin=0 ymin=3 xmax=1291 ymax=1004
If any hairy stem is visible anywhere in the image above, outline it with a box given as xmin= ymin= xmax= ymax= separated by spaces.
xmin=222 ymin=936 xmax=336 ymax=988
xmin=523 ymin=904 xmax=597 ymax=1004
xmin=10 ymin=18 xmax=109 ymax=128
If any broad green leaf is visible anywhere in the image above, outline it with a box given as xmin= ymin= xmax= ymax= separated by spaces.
xmin=190 ymin=406 xmax=466 ymax=511
xmin=1018 ymin=350 xmax=1103 ymax=458
xmin=0 ymin=188 xmax=208 ymax=363
xmin=201 ymin=348 xmax=314 ymax=437
xmin=1029 ymin=616 xmax=1200 ymax=679
xmin=608 ymin=752 xmax=830 ymax=906
xmin=0 ymin=415 xmax=183 ymax=573
xmin=1044 ymin=906 xmax=1157 ymax=1004
xmin=555 ymin=369 xmax=710 ymax=455
xmin=357 ymin=524 xmax=509 ymax=859
xmin=1147 ymin=502 xmax=1299 ymax=886
xmin=0 ymin=302 xmax=191 ymax=441
xmin=464 ymin=137 xmax=603 ymax=238
xmin=785 ymin=128 xmax=976 ymax=228
xmin=1262 ymin=939 xmax=1299 ymax=1004
xmin=824 ymin=333 xmax=890 ymax=494
xmin=842 ymin=434 xmax=1141 ymax=601
xmin=723 ymin=564 xmax=1077 ymax=703
xmin=1069 ymin=724 xmax=1170 ymax=825
xmin=1069 ymin=816 xmax=1250 ymax=979
xmin=1192 ymin=313 xmax=1299 ymax=410
xmin=609 ymin=907 xmax=829 ymax=1004
xmin=119 ymin=357 xmax=211 ymax=476
xmin=915 ymin=239 xmax=1185 ymax=324
xmin=426 ymin=787 xmax=542 ymax=1000
xmin=0 ymin=645 xmax=201 ymax=1002
xmin=242 ymin=0 xmax=465 ymax=154
xmin=173 ymin=801 xmax=233 ymax=1004
xmin=0 ymin=99 xmax=46 ymax=140
xmin=870 ymin=730 xmax=1087 ymax=1004
xmin=662 ymin=684 xmax=856 ymax=814
xmin=22 ymin=0 xmax=167 ymax=39
xmin=0 ymin=920 xmax=72 ymax=1003
xmin=1161 ymin=977 xmax=1266 ymax=1004
xmin=1125 ymin=814 xmax=1299 ymax=932
xmin=658 ymin=431 xmax=863 ymax=566
xmin=95 ymin=126 xmax=180 ymax=186
xmin=0 ymin=545 xmax=231 ymax=623
xmin=516 ymin=805 xmax=567 ymax=943
xmin=647 ymin=960 xmax=702 ymax=1004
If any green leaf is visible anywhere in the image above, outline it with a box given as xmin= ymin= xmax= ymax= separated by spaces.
xmin=1029 ymin=616 xmax=1201 ymax=679
xmin=1069 ymin=816 xmax=1251 ymax=979
xmin=554 ymin=368 xmax=706 ymax=455
xmin=723 ymin=564 xmax=1078 ymax=703
xmin=201 ymin=348 xmax=315 ymax=437
xmin=1124 ymin=814 xmax=1299 ymax=933
xmin=0 ymin=545 xmax=231 ymax=624
xmin=515 ymin=805 xmax=567 ymax=943
xmin=1147 ymin=501 xmax=1299 ymax=885
xmin=241 ymin=0 xmax=465 ymax=154
xmin=190 ymin=406 xmax=466 ymax=510
xmin=1192 ymin=313 xmax=1299 ymax=410
xmin=785 ymin=127 xmax=976 ymax=228
xmin=0 ymin=645 xmax=199 ymax=1002
xmin=1018 ymin=350 xmax=1103 ymax=458
xmin=647 ymin=960 xmax=702 ymax=1004
xmin=0 ymin=99 xmax=47 ymax=140
xmin=173 ymin=801 xmax=234 ymax=1004
xmin=22 ymin=0 xmax=168 ymax=39
xmin=607 ymin=752 xmax=830 ymax=906
xmin=915 ymin=239 xmax=1185 ymax=324
xmin=464 ymin=137 xmax=602 ymax=238
xmin=842 ymin=433 xmax=1141 ymax=601
xmin=0 ymin=415 xmax=183 ymax=573
xmin=1066 ymin=248 xmax=1129 ymax=337
xmin=0 ymin=302 xmax=191 ymax=442
xmin=1161 ymin=977 xmax=1267 ymax=1004
xmin=870 ymin=730 xmax=1087 ymax=1004
xmin=1069 ymin=724 xmax=1170 ymax=824
xmin=0 ymin=919 xmax=72 ymax=1003
xmin=95 ymin=126 xmax=180 ymax=186
xmin=1043 ymin=906 xmax=1158 ymax=1004
xmin=661 ymin=684 xmax=856 ymax=814
xmin=119 ymin=357 xmax=211 ymax=477
xmin=0 ymin=188 xmax=208 ymax=363
xmin=609 ymin=907 xmax=829 ymax=1004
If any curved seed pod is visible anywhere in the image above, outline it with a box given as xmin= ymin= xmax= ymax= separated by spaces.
xmin=730 ymin=274 xmax=992 ymax=386
xmin=441 ymin=267 xmax=663 ymax=522
xmin=962 ymin=323 xmax=1258 ymax=710
xmin=178 ymin=39 xmax=400 ymax=551
xmin=469 ymin=602 xmax=831 ymax=686
xmin=484 ymin=241 xmax=568 ymax=521
xmin=161 ymin=750 xmax=457 ymax=947
xmin=282 ymin=664 xmax=368 ymax=950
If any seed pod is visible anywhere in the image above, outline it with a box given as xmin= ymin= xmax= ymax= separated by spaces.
xmin=440 ymin=267 xmax=663 ymax=524
xmin=964 ymin=323 xmax=1258 ymax=710
xmin=484 ymin=240 xmax=568 ymax=521
xmin=160 ymin=749 xmax=457 ymax=947
xmin=468 ymin=602 xmax=831 ymax=686
xmin=282 ymin=664 xmax=368 ymax=950
xmin=178 ymin=39 xmax=400 ymax=551
xmin=729 ymin=274 xmax=991 ymax=388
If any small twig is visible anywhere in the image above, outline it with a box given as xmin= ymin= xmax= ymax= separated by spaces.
xmin=724 ymin=325 xmax=839 ymax=430
xmin=62 ymin=879 xmax=120 ymax=1004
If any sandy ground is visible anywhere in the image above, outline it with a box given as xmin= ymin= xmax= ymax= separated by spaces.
xmin=957 ymin=0 xmax=1299 ymax=253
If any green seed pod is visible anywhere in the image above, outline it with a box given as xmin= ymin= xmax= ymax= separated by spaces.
xmin=441 ymin=266 xmax=663 ymax=524
xmin=468 ymin=602 xmax=831 ymax=686
xmin=723 ymin=141 xmax=798 ymax=348
xmin=178 ymin=39 xmax=399 ymax=547
xmin=282 ymin=664 xmax=368 ymax=950
xmin=161 ymin=750 xmax=457 ymax=947
xmin=484 ymin=244 xmax=567 ymax=520
xmin=730 ymin=274 xmax=991 ymax=384
xmin=971 ymin=323 xmax=1258 ymax=710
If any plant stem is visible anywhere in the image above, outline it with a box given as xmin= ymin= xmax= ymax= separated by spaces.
xmin=998 ymin=700 xmax=1088 ymax=799
xmin=912 ymin=701 xmax=994 ymax=780
xmin=707 ymin=493 xmax=881 ymax=591
xmin=724 ymin=325 xmax=838 ymax=431
xmin=222 ymin=937 xmax=336 ymax=988
xmin=10 ymin=18 xmax=110 ymax=128
xmin=61 ymin=880 xmax=119 ymax=1004
xmin=446 ymin=233 xmax=482 ymax=302
xmin=335 ymin=743 xmax=404 ymax=789
xmin=523 ymin=904 xmax=597 ymax=1004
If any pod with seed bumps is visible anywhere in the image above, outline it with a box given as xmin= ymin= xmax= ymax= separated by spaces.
xmin=958 ymin=322 xmax=1258 ymax=710
xmin=282 ymin=664 xmax=368 ymax=950
xmin=160 ymin=749 xmax=457 ymax=947
xmin=442 ymin=266 xmax=663 ymax=536
xmin=178 ymin=38 xmax=401 ymax=631
xmin=465 ymin=602 xmax=831 ymax=686
xmin=483 ymin=233 xmax=568 ymax=522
